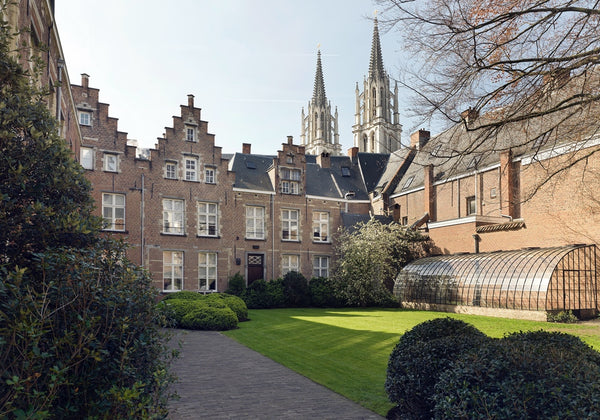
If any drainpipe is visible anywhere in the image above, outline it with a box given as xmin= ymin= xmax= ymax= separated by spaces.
xmin=271 ymin=194 xmax=275 ymax=279
xmin=140 ymin=173 xmax=145 ymax=267
xmin=56 ymin=59 xmax=64 ymax=125
xmin=472 ymin=234 xmax=480 ymax=254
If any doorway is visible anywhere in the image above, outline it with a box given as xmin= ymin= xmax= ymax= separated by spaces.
xmin=247 ymin=253 xmax=265 ymax=286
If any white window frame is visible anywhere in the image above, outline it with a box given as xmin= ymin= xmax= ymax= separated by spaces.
xmin=282 ymin=209 xmax=299 ymax=241
xmin=185 ymin=126 xmax=196 ymax=142
xmin=280 ymin=167 xmax=301 ymax=195
xmin=282 ymin=254 xmax=300 ymax=276
xmin=205 ymin=167 xmax=216 ymax=184
xmin=163 ymin=251 xmax=183 ymax=292
xmin=78 ymin=111 xmax=91 ymax=126
xmin=198 ymin=202 xmax=218 ymax=237
xmin=165 ymin=162 xmax=177 ymax=179
xmin=163 ymin=198 xmax=185 ymax=234
xmin=102 ymin=193 xmax=125 ymax=231
xmin=80 ymin=147 xmax=94 ymax=170
xmin=103 ymin=153 xmax=118 ymax=172
xmin=466 ymin=196 xmax=476 ymax=216
xmin=198 ymin=252 xmax=217 ymax=291
xmin=185 ymin=158 xmax=198 ymax=181
xmin=313 ymin=256 xmax=330 ymax=278
xmin=245 ymin=206 xmax=265 ymax=240
xmin=312 ymin=211 xmax=329 ymax=242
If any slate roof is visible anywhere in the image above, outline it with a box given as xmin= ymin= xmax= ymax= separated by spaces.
xmin=341 ymin=213 xmax=394 ymax=233
xmin=356 ymin=152 xmax=390 ymax=192
xmin=229 ymin=153 xmax=274 ymax=191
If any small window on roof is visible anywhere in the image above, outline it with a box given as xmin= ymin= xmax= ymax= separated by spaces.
xmin=431 ymin=144 xmax=442 ymax=157
xmin=341 ymin=167 xmax=351 ymax=177
xmin=245 ymin=161 xmax=257 ymax=169
xmin=532 ymin=131 xmax=551 ymax=149
xmin=467 ymin=156 xmax=481 ymax=169
xmin=401 ymin=176 xmax=415 ymax=191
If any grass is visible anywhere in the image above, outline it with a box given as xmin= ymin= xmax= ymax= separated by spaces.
xmin=223 ymin=308 xmax=600 ymax=416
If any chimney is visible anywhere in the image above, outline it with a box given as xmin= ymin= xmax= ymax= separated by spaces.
xmin=287 ymin=135 xmax=293 ymax=145
xmin=81 ymin=73 xmax=89 ymax=88
xmin=410 ymin=129 xmax=430 ymax=150
xmin=242 ymin=143 xmax=251 ymax=154
xmin=187 ymin=94 xmax=194 ymax=108
xmin=317 ymin=152 xmax=331 ymax=169
xmin=500 ymin=150 xmax=515 ymax=218
xmin=424 ymin=164 xmax=435 ymax=222
xmin=348 ymin=146 xmax=359 ymax=158
xmin=461 ymin=108 xmax=479 ymax=126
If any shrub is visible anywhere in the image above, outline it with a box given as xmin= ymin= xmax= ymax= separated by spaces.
xmin=180 ymin=306 xmax=238 ymax=331
xmin=243 ymin=279 xmax=285 ymax=309
xmin=547 ymin=309 xmax=579 ymax=323
xmin=433 ymin=334 xmax=600 ymax=419
xmin=385 ymin=318 xmax=489 ymax=420
xmin=282 ymin=271 xmax=311 ymax=307
xmin=160 ymin=298 xmax=229 ymax=327
xmin=163 ymin=290 xmax=203 ymax=300
xmin=309 ymin=277 xmax=343 ymax=307
xmin=204 ymin=293 xmax=249 ymax=322
xmin=225 ymin=272 xmax=246 ymax=296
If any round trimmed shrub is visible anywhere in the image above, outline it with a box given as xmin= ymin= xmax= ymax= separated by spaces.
xmin=243 ymin=279 xmax=285 ymax=309
xmin=179 ymin=306 xmax=238 ymax=331
xmin=385 ymin=318 xmax=489 ymax=420
xmin=162 ymin=291 xmax=203 ymax=300
xmin=159 ymin=298 xmax=228 ymax=326
xmin=205 ymin=293 xmax=249 ymax=321
xmin=433 ymin=335 xmax=600 ymax=419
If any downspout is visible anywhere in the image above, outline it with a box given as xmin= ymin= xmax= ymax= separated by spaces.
xmin=140 ymin=173 xmax=145 ymax=267
xmin=56 ymin=59 xmax=64 ymax=127
xmin=271 ymin=194 xmax=275 ymax=280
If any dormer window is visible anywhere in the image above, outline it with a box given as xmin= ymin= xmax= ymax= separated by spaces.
xmin=341 ymin=167 xmax=351 ymax=177
xmin=185 ymin=126 xmax=196 ymax=142
xmin=467 ymin=156 xmax=481 ymax=169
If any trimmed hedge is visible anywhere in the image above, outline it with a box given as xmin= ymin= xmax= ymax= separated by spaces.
xmin=158 ymin=293 xmax=248 ymax=330
xmin=433 ymin=332 xmax=600 ymax=419
xmin=385 ymin=318 xmax=489 ymax=419
xmin=386 ymin=322 xmax=600 ymax=420
xmin=179 ymin=306 xmax=238 ymax=331
xmin=309 ymin=277 xmax=342 ymax=307
xmin=243 ymin=279 xmax=285 ymax=309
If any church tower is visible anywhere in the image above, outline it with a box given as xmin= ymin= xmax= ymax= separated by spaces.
xmin=301 ymin=50 xmax=342 ymax=156
xmin=353 ymin=17 xmax=402 ymax=153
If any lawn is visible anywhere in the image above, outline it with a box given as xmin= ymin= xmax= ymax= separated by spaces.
xmin=223 ymin=308 xmax=600 ymax=416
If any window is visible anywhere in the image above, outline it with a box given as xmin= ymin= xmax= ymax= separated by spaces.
xmin=401 ymin=176 xmax=415 ymax=191
xmin=104 ymin=153 xmax=118 ymax=172
xmin=282 ymin=254 xmax=299 ymax=275
xmin=312 ymin=212 xmax=329 ymax=242
xmin=467 ymin=156 xmax=481 ymax=169
xmin=198 ymin=202 xmax=218 ymax=237
xmin=198 ymin=252 xmax=217 ymax=291
xmin=80 ymin=147 xmax=94 ymax=170
xmin=313 ymin=256 xmax=329 ymax=278
xmin=78 ymin=111 xmax=91 ymax=126
xmin=163 ymin=198 xmax=185 ymax=234
xmin=466 ymin=196 xmax=476 ymax=215
xmin=280 ymin=168 xmax=301 ymax=195
xmin=246 ymin=206 xmax=265 ymax=239
xmin=185 ymin=158 xmax=197 ymax=181
xmin=165 ymin=162 xmax=177 ymax=179
xmin=205 ymin=167 xmax=215 ymax=184
xmin=163 ymin=251 xmax=183 ymax=292
xmin=490 ymin=188 xmax=497 ymax=199
xmin=341 ymin=167 xmax=351 ymax=177
xmin=102 ymin=193 xmax=125 ymax=231
xmin=282 ymin=209 xmax=299 ymax=241
xmin=401 ymin=216 xmax=408 ymax=226
xmin=185 ymin=126 xmax=196 ymax=142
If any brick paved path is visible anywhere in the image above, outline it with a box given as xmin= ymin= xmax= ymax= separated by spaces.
xmin=167 ymin=330 xmax=384 ymax=419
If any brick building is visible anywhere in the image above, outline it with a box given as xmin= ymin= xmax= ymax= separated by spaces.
xmin=3 ymin=0 xmax=81 ymax=154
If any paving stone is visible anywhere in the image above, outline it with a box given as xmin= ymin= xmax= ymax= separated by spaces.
xmin=167 ymin=330 xmax=384 ymax=419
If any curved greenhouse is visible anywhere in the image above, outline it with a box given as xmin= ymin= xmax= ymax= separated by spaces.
xmin=395 ymin=245 xmax=599 ymax=319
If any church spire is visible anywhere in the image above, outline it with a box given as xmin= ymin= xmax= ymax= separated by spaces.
xmin=368 ymin=17 xmax=385 ymax=81
xmin=312 ymin=49 xmax=327 ymax=107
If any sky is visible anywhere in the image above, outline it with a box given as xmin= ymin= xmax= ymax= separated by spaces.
xmin=55 ymin=0 xmax=419 ymax=156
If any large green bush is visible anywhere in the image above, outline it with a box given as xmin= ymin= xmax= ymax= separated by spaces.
xmin=242 ymin=279 xmax=285 ymax=309
xmin=0 ymin=17 xmax=173 ymax=418
xmin=162 ymin=291 xmax=248 ymax=322
xmin=282 ymin=271 xmax=311 ymax=307
xmin=204 ymin=293 xmax=249 ymax=322
xmin=180 ymin=306 xmax=238 ymax=331
xmin=225 ymin=272 xmax=246 ymax=296
xmin=385 ymin=318 xmax=489 ymax=420
xmin=433 ymin=332 xmax=600 ymax=419
xmin=309 ymin=277 xmax=343 ymax=307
